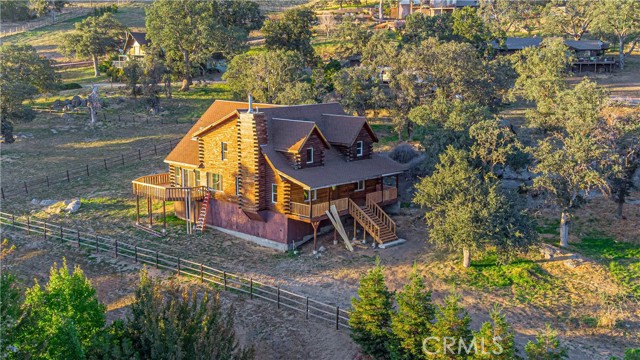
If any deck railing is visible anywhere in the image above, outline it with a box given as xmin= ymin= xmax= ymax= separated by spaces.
xmin=289 ymin=197 xmax=350 ymax=218
xmin=132 ymin=173 xmax=207 ymax=201
xmin=365 ymin=186 xmax=398 ymax=204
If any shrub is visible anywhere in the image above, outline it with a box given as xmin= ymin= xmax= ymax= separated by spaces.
xmin=59 ymin=82 xmax=83 ymax=90
xmin=389 ymin=143 xmax=419 ymax=164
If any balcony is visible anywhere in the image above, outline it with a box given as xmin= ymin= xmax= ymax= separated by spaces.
xmin=132 ymin=173 xmax=207 ymax=201
xmin=289 ymin=186 xmax=398 ymax=219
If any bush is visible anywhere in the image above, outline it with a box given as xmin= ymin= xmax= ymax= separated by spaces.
xmin=389 ymin=143 xmax=419 ymax=164
xmin=59 ymin=83 xmax=83 ymax=90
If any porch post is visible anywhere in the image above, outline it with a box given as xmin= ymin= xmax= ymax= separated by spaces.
xmin=309 ymin=188 xmax=313 ymax=219
xmin=312 ymin=221 xmax=319 ymax=254
xmin=136 ymin=195 xmax=140 ymax=225
xmin=162 ymin=200 xmax=167 ymax=234
xmin=353 ymin=221 xmax=357 ymax=240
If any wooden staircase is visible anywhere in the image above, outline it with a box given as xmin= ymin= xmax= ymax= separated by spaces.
xmin=348 ymin=198 xmax=397 ymax=245
xmin=195 ymin=191 xmax=211 ymax=233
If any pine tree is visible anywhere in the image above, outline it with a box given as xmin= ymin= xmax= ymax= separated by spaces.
xmin=425 ymin=293 xmax=472 ymax=360
xmin=471 ymin=307 xmax=518 ymax=360
xmin=350 ymin=258 xmax=394 ymax=360
xmin=390 ymin=264 xmax=435 ymax=360
xmin=524 ymin=325 xmax=568 ymax=360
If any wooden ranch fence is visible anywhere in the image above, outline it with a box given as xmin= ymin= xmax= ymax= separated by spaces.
xmin=0 ymin=212 xmax=351 ymax=330
xmin=0 ymin=137 xmax=182 ymax=200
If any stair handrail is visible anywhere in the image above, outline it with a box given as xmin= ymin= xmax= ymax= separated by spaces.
xmin=365 ymin=197 xmax=396 ymax=236
xmin=348 ymin=199 xmax=380 ymax=242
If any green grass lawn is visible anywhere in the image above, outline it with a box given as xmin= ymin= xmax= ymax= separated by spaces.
xmin=446 ymin=252 xmax=556 ymax=304
xmin=573 ymin=234 xmax=640 ymax=297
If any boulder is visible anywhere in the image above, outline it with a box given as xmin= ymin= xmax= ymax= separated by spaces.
xmin=65 ymin=199 xmax=81 ymax=213
xmin=80 ymin=99 xmax=87 ymax=107
xmin=64 ymin=99 xmax=72 ymax=105
xmin=51 ymin=99 xmax=63 ymax=110
xmin=31 ymin=199 xmax=39 ymax=205
xmin=503 ymin=166 xmax=533 ymax=181
xmin=71 ymin=95 xmax=82 ymax=108
xmin=39 ymin=199 xmax=57 ymax=206
xmin=500 ymin=179 xmax=522 ymax=190
xmin=318 ymin=246 xmax=327 ymax=253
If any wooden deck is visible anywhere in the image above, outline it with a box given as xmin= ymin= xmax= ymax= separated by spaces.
xmin=288 ymin=186 xmax=398 ymax=221
xmin=132 ymin=173 xmax=207 ymax=201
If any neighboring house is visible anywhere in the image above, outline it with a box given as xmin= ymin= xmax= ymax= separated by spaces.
xmin=112 ymin=31 xmax=150 ymax=68
xmin=489 ymin=37 xmax=618 ymax=72
xmin=132 ymin=100 xmax=406 ymax=251
xmin=391 ymin=0 xmax=478 ymax=19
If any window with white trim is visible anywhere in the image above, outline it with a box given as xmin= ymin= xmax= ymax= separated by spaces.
xmin=207 ymin=173 xmax=222 ymax=191
xmin=355 ymin=180 xmax=365 ymax=191
xmin=356 ymin=141 xmax=364 ymax=157
xmin=235 ymin=177 xmax=240 ymax=196
xmin=304 ymin=189 xmax=317 ymax=202
xmin=306 ymin=147 xmax=314 ymax=164
xmin=271 ymin=183 xmax=278 ymax=203
xmin=175 ymin=166 xmax=182 ymax=186
xmin=221 ymin=142 xmax=228 ymax=160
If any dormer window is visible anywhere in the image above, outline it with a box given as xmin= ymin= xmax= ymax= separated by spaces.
xmin=221 ymin=142 xmax=228 ymax=160
xmin=306 ymin=147 xmax=314 ymax=164
xmin=356 ymin=141 xmax=364 ymax=157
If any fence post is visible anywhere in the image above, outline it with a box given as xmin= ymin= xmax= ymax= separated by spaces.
xmin=134 ymin=246 xmax=138 ymax=263
xmin=115 ymin=239 xmax=118 ymax=258
xmin=67 ymin=170 xmax=70 ymax=182
xmin=27 ymin=217 xmax=30 ymax=234
xmin=223 ymin=271 xmax=227 ymax=290
xmin=200 ymin=263 xmax=203 ymax=282
xmin=60 ymin=226 xmax=64 ymax=242
xmin=43 ymin=222 xmax=47 ymax=239
xmin=86 ymin=164 xmax=89 ymax=177
xmin=250 ymin=278 xmax=253 ymax=299
xmin=336 ymin=306 xmax=340 ymax=330
xmin=121 ymin=154 xmax=125 ymax=166
xmin=1 ymin=187 xmax=4 ymax=200
xmin=77 ymin=229 xmax=80 ymax=248
xmin=177 ymin=258 xmax=181 ymax=276
xmin=24 ymin=181 xmax=28 ymax=194
xmin=138 ymin=149 xmax=141 ymax=161
xmin=46 ymin=176 xmax=50 ymax=188
xmin=154 ymin=144 xmax=157 ymax=156
xmin=104 ymin=159 xmax=108 ymax=170
xmin=277 ymin=286 xmax=280 ymax=309
xmin=95 ymin=234 xmax=99 ymax=252
xmin=306 ymin=297 xmax=309 ymax=319
xmin=155 ymin=251 xmax=159 ymax=268
xmin=11 ymin=214 xmax=15 ymax=227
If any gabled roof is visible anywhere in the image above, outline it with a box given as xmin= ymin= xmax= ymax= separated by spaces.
xmin=270 ymin=118 xmax=330 ymax=152
xmin=262 ymin=146 xmax=407 ymax=189
xmin=165 ymin=100 xmax=279 ymax=166
xmin=318 ymin=114 xmax=379 ymax=145
xmin=129 ymin=32 xmax=149 ymax=46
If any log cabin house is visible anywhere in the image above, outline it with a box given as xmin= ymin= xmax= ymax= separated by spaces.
xmin=132 ymin=100 xmax=407 ymax=251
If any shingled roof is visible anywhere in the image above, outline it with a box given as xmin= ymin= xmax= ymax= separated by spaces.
xmin=262 ymin=146 xmax=407 ymax=189
xmin=270 ymin=119 xmax=330 ymax=152
xmin=165 ymin=100 xmax=407 ymax=188
xmin=164 ymin=100 xmax=279 ymax=166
